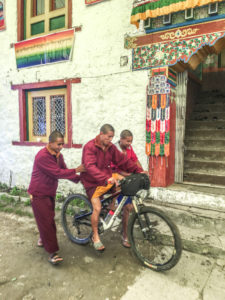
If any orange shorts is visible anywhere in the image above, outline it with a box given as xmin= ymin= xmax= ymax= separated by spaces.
xmin=91 ymin=173 xmax=121 ymax=200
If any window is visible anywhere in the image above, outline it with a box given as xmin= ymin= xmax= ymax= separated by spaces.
xmin=22 ymin=0 xmax=70 ymax=39
xmin=185 ymin=8 xmax=194 ymax=20
xmin=208 ymin=2 xmax=218 ymax=15
xmin=17 ymin=0 xmax=73 ymax=41
xmin=11 ymin=78 xmax=82 ymax=148
xmin=163 ymin=14 xmax=171 ymax=25
xmin=144 ymin=18 xmax=151 ymax=30
xmin=27 ymin=88 xmax=67 ymax=143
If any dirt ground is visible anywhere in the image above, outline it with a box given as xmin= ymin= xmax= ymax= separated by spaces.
xmin=0 ymin=211 xmax=143 ymax=300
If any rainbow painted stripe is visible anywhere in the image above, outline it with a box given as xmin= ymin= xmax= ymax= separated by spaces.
xmin=85 ymin=0 xmax=106 ymax=4
xmin=14 ymin=29 xmax=74 ymax=69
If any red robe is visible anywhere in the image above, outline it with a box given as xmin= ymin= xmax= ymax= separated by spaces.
xmin=28 ymin=147 xmax=80 ymax=254
xmin=81 ymin=135 xmax=142 ymax=200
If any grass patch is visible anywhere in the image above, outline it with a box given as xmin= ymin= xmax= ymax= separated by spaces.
xmin=9 ymin=186 xmax=29 ymax=197
xmin=0 ymin=194 xmax=33 ymax=218
xmin=56 ymin=193 xmax=66 ymax=203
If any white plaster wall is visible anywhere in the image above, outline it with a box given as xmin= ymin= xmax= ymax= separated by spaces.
xmin=0 ymin=0 xmax=148 ymax=194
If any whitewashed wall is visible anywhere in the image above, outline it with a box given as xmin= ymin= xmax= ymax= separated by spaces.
xmin=0 ymin=0 xmax=148 ymax=194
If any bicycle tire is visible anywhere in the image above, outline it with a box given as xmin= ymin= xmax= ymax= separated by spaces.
xmin=128 ymin=206 xmax=182 ymax=271
xmin=61 ymin=193 xmax=93 ymax=245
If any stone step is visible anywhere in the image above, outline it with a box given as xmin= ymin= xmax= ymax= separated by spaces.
xmin=191 ymin=112 xmax=225 ymax=121
xmin=145 ymin=201 xmax=225 ymax=258
xmin=196 ymin=94 xmax=225 ymax=105
xmin=184 ymin=159 xmax=225 ymax=173
xmin=183 ymin=172 xmax=225 ymax=186
xmin=185 ymin=129 xmax=225 ymax=140
xmin=185 ymin=139 xmax=225 ymax=148
xmin=194 ymin=103 xmax=225 ymax=112
xmin=186 ymin=121 xmax=225 ymax=130
xmin=185 ymin=149 xmax=225 ymax=162
xmin=148 ymin=184 xmax=225 ymax=257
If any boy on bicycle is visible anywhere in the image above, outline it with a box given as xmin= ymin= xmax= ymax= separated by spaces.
xmin=112 ymin=129 xmax=144 ymax=248
xmin=80 ymin=124 xmax=142 ymax=251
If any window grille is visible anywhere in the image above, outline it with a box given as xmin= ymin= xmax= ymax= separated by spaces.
xmin=50 ymin=95 xmax=65 ymax=134
xmin=32 ymin=97 xmax=46 ymax=136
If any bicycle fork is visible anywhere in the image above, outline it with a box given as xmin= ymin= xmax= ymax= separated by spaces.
xmin=132 ymin=198 xmax=152 ymax=239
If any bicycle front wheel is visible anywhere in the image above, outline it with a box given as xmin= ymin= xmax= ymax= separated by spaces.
xmin=61 ymin=194 xmax=93 ymax=245
xmin=128 ymin=206 xmax=182 ymax=271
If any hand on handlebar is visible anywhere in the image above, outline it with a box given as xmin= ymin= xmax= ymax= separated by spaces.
xmin=107 ymin=177 xmax=120 ymax=187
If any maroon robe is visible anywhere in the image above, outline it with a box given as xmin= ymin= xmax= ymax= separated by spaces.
xmin=28 ymin=147 xmax=80 ymax=254
xmin=80 ymin=135 xmax=142 ymax=200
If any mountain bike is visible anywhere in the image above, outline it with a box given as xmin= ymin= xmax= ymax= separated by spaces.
xmin=61 ymin=174 xmax=182 ymax=271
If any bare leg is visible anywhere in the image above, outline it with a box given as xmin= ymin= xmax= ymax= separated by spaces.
xmin=91 ymin=197 xmax=104 ymax=249
xmin=122 ymin=203 xmax=133 ymax=247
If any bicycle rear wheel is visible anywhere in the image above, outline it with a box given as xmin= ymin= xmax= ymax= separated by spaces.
xmin=61 ymin=194 xmax=93 ymax=245
xmin=128 ymin=206 xmax=182 ymax=271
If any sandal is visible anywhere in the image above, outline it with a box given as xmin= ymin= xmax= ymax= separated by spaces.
xmin=37 ymin=238 xmax=43 ymax=247
xmin=92 ymin=238 xmax=105 ymax=252
xmin=122 ymin=236 xmax=131 ymax=248
xmin=48 ymin=253 xmax=63 ymax=265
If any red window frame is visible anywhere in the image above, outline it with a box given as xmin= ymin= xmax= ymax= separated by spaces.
xmin=11 ymin=78 xmax=82 ymax=148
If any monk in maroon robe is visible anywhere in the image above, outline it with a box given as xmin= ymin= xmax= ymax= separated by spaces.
xmin=28 ymin=130 xmax=85 ymax=265
xmin=81 ymin=124 xmax=142 ymax=251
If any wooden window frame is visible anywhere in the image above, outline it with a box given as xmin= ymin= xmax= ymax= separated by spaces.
xmin=17 ymin=0 xmax=72 ymax=41
xmin=11 ymin=78 xmax=82 ymax=148
xmin=28 ymin=88 xmax=68 ymax=143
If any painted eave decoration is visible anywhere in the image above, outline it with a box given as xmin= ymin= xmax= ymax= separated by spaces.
xmin=126 ymin=18 xmax=225 ymax=71
xmin=131 ymin=0 xmax=223 ymax=28
xmin=85 ymin=0 xmax=107 ymax=4
xmin=14 ymin=29 xmax=75 ymax=69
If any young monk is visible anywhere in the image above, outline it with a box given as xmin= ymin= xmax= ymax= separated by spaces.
xmin=113 ymin=130 xmax=144 ymax=247
xmin=80 ymin=124 xmax=142 ymax=251
xmin=28 ymin=130 xmax=85 ymax=265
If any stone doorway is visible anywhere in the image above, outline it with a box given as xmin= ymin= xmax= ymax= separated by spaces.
xmin=176 ymin=51 xmax=225 ymax=186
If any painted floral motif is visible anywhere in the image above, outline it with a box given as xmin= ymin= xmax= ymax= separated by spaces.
xmin=133 ymin=32 xmax=224 ymax=70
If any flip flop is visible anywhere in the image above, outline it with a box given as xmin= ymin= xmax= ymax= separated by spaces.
xmin=48 ymin=253 xmax=63 ymax=265
xmin=92 ymin=238 xmax=105 ymax=252
xmin=122 ymin=237 xmax=131 ymax=248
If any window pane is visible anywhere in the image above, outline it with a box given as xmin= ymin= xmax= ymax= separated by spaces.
xmin=32 ymin=97 xmax=46 ymax=136
xmin=49 ymin=15 xmax=65 ymax=31
xmin=37 ymin=0 xmax=45 ymax=15
xmin=50 ymin=95 xmax=65 ymax=134
xmin=31 ymin=21 xmax=45 ymax=35
xmin=54 ymin=0 xmax=65 ymax=9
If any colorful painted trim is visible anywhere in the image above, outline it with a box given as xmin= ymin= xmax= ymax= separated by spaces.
xmin=146 ymin=67 xmax=172 ymax=157
xmin=0 ymin=0 xmax=5 ymax=31
xmin=131 ymin=19 xmax=225 ymax=70
xmin=14 ymin=29 xmax=75 ymax=69
xmin=131 ymin=0 xmax=222 ymax=27
xmin=85 ymin=0 xmax=106 ymax=4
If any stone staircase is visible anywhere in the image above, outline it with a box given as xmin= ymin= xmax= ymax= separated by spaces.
xmin=184 ymin=90 xmax=225 ymax=186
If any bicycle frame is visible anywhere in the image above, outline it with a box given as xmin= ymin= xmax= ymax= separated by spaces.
xmin=100 ymin=195 xmax=129 ymax=230
xmin=74 ymin=191 xmax=130 ymax=232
